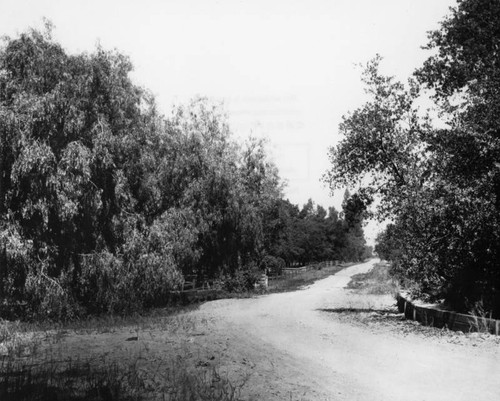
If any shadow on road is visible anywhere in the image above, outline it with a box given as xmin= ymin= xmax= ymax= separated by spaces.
xmin=317 ymin=307 xmax=397 ymax=314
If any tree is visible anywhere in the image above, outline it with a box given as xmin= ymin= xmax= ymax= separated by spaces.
xmin=326 ymin=1 xmax=500 ymax=316
xmin=324 ymin=207 xmax=344 ymax=261
xmin=0 ymin=25 xmax=188 ymax=317
xmin=262 ymin=198 xmax=297 ymax=265
xmin=340 ymin=192 xmax=368 ymax=262
xmin=1 ymin=23 xmax=366 ymax=319
xmin=417 ymin=0 xmax=500 ymax=134
xmin=413 ymin=0 xmax=500 ymax=313
xmin=374 ymin=224 xmax=401 ymax=261
xmin=0 ymin=26 xmax=287 ymax=318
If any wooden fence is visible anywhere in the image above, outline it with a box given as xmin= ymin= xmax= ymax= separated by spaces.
xmin=396 ymin=293 xmax=500 ymax=335
xmin=282 ymin=266 xmax=308 ymax=276
xmin=268 ymin=260 xmax=340 ymax=281
xmin=284 ymin=261 xmax=339 ymax=274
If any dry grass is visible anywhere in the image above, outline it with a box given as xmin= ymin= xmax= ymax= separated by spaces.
xmin=267 ymin=263 xmax=351 ymax=293
xmin=1 ymin=356 xmax=139 ymax=401
xmin=0 ymin=261 xmax=353 ymax=401
xmin=346 ymin=261 xmax=398 ymax=295
xmin=323 ymin=262 xmax=500 ymax=346
xmin=0 ymin=309 xmax=246 ymax=401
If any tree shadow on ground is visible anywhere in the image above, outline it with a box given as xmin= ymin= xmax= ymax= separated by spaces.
xmin=317 ymin=307 xmax=398 ymax=314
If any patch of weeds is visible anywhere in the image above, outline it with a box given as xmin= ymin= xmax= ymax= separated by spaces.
xmin=346 ymin=262 xmax=398 ymax=295
xmin=267 ymin=265 xmax=347 ymax=293
xmin=154 ymin=356 xmax=247 ymax=401
xmin=62 ymin=304 xmax=200 ymax=334
xmin=1 ymin=310 xmax=246 ymax=401
xmin=1 ymin=349 xmax=247 ymax=401
xmin=319 ymin=305 xmax=500 ymax=347
xmin=0 ymin=303 xmax=201 ymax=342
xmin=466 ymin=299 xmax=497 ymax=334
xmin=0 ymin=321 xmax=44 ymax=359
xmin=0 ymin=356 xmax=142 ymax=401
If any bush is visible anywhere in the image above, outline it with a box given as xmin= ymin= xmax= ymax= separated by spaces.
xmin=0 ymin=222 xmax=31 ymax=302
xmin=24 ymin=268 xmax=82 ymax=321
xmin=216 ymin=263 xmax=262 ymax=293
xmin=77 ymin=222 xmax=184 ymax=315
xmin=260 ymin=255 xmax=285 ymax=276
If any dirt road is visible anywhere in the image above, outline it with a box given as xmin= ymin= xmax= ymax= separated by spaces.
xmin=197 ymin=259 xmax=500 ymax=400
xmin=31 ymin=259 xmax=500 ymax=400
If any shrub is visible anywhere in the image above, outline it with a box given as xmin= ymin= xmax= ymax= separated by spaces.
xmin=0 ymin=222 xmax=31 ymax=302
xmin=216 ymin=263 xmax=261 ymax=293
xmin=259 ymin=255 xmax=285 ymax=276
xmin=77 ymin=223 xmax=184 ymax=315
xmin=24 ymin=268 xmax=82 ymax=321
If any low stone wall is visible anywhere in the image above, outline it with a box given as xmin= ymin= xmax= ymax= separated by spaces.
xmin=396 ymin=293 xmax=500 ymax=335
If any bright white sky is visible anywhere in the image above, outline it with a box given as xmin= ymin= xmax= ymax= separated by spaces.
xmin=1 ymin=0 xmax=456 ymax=243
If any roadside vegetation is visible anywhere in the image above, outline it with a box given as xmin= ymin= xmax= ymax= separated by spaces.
xmin=333 ymin=262 xmax=500 ymax=345
xmin=0 ymin=22 xmax=374 ymax=399
xmin=325 ymin=0 xmax=500 ymax=318
xmin=346 ymin=261 xmax=397 ymax=296
xmin=268 ymin=261 xmax=354 ymax=293
xmin=0 ymin=23 xmax=371 ymax=322
xmin=0 ymin=259 xmax=358 ymax=401
xmin=0 ymin=308 xmax=247 ymax=401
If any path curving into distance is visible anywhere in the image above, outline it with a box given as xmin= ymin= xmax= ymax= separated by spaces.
xmin=198 ymin=259 xmax=500 ymax=401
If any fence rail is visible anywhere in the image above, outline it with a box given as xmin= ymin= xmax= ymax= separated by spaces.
xmin=396 ymin=293 xmax=500 ymax=335
xmin=282 ymin=266 xmax=307 ymax=275
xmin=268 ymin=260 xmax=341 ymax=281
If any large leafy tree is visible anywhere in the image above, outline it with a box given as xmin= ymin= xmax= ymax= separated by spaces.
xmin=0 ymin=25 xmax=288 ymax=318
xmin=0 ymin=23 xmax=369 ymax=319
xmin=414 ymin=0 xmax=500 ymax=313
xmin=340 ymin=191 xmax=368 ymax=262
xmin=0 ymin=25 xmax=186 ymax=316
xmin=261 ymin=196 xmax=362 ymax=266
xmin=327 ymin=0 xmax=500 ymax=316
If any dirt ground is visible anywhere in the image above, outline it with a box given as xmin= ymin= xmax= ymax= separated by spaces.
xmin=20 ymin=259 xmax=500 ymax=400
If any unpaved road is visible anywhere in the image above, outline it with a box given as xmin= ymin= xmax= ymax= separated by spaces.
xmin=31 ymin=259 xmax=500 ymax=400
xmin=197 ymin=259 xmax=500 ymax=400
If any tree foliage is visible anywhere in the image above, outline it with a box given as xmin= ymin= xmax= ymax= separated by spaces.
xmin=0 ymin=25 xmax=367 ymax=319
xmin=326 ymin=0 xmax=500 ymax=317
xmin=262 ymin=196 xmax=369 ymax=267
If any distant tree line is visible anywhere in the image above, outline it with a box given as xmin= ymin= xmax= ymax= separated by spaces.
xmin=263 ymin=192 xmax=370 ymax=268
xmin=326 ymin=0 xmax=500 ymax=318
xmin=0 ymin=25 xmax=367 ymax=319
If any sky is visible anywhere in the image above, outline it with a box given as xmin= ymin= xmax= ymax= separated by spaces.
xmin=0 ymin=0 xmax=457 ymax=243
